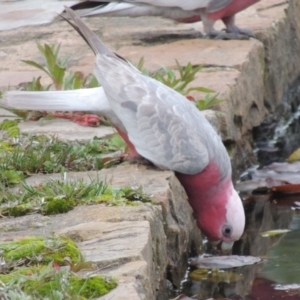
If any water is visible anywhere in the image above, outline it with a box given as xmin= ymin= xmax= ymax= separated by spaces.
xmin=262 ymin=215 xmax=300 ymax=284
xmin=180 ymin=198 xmax=300 ymax=299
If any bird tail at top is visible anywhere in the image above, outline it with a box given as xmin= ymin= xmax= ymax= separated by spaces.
xmin=70 ymin=2 xmax=138 ymax=18
xmin=62 ymin=6 xmax=114 ymax=58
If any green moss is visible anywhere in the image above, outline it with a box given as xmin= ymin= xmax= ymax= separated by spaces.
xmin=70 ymin=276 xmax=118 ymax=298
xmin=189 ymin=268 xmax=242 ymax=283
xmin=42 ymin=198 xmax=75 ymax=215
xmin=1 ymin=236 xmax=80 ymax=265
xmin=6 ymin=204 xmax=32 ymax=217
xmin=94 ymin=194 xmax=113 ymax=203
xmin=4 ymin=240 xmax=45 ymax=260
xmin=0 ymin=236 xmax=118 ymax=298
xmin=50 ymin=238 xmax=79 ymax=264
xmin=28 ymin=275 xmax=118 ymax=298
xmin=0 ymin=266 xmax=42 ymax=284
xmin=0 ymin=266 xmax=117 ymax=299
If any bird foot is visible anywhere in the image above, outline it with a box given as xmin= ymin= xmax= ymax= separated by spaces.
xmin=208 ymin=27 xmax=255 ymax=40
xmin=125 ymin=153 xmax=153 ymax=166
xmin=71 ymin=113 xmax=101 ymax=127
xmin=53 ymin=111 xmax=101 ymax=127
xmin=101 ymin=151 xmax=149 ymax=168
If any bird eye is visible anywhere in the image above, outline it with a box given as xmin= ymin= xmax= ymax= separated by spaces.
xmin=222 ymin=224 xmax=232 ymax=237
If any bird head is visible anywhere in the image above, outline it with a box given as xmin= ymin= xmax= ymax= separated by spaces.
xmin=195 ymin=183 xmax=245 ymax=252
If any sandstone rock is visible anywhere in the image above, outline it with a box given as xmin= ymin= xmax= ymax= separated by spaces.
xmin=59 ymin=221 xmax=156 ymax=299
xmin=0 ymin=165 xmax=201 ymax=299
xmin=19 ymin=119 xmax=115 ymax=141
xmin=28 ymin=165 xmax=201 ymax=286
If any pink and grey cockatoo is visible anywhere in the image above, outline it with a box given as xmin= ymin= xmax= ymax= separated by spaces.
xmin=2 ymin=7 xmax=245 ymax=249
xmin=69 ymin=0 xmax=260 ymax=39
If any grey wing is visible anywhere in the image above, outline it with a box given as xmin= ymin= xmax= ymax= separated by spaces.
xmin=100 ymin=62 xmax=210 ymax=175
xmin=126 ymin=0 xmax=210 ymax=10
xmin=89 ymin=0 xmax=211 ymax=10
xmin=133 ymin=96 xmax=210 ymax=175
xmin=207 ymin=0 xmax=233 ymax=13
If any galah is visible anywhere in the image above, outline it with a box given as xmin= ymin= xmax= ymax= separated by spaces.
xmin=2 ymin=7 xmax=245 ymax=249
xmin=69 ymin=0 xmax=260 ymax=39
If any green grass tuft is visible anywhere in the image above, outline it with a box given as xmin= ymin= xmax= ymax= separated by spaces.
xmin=0 ymin=132 xmax=125 ymax=186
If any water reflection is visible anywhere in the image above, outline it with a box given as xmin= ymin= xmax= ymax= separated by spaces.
xmin=181 ymin=197 xmax=300 ymax=299
xmin=261 ymin=217 xmax=300 ymax=284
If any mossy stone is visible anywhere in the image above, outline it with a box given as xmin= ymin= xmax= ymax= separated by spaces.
xmin=70 ymin=276 xmax=118 ymax=298
xmin=22 ymin=272 xmax=117 ymax=299
xmin=2 ymin=236 xmax=80 ymax=264
xmin=42 ymin=198 xmax=75 ymax=215
xmin=6 ymin=204 xmax=31 ymax=217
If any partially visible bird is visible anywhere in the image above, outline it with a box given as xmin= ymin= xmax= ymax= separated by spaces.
xmin=2 ymin=6 xmax=245 ymax=250
xmin=69 ymin=0 xmax=260 ymax=39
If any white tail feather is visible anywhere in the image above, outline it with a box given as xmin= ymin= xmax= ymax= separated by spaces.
xmin=2 ymin=87 xmax=109 ymax=112
xmin=2 ymin=87 xmax=125 ymax=130
xmin=80 ymin=3 xmax=137 ymax=17
xmin=77 ymin=2 xmax=198 ymax=21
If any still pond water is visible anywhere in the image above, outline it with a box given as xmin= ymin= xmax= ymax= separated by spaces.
xmin=180 ymin=199 xmax=300 ymax=299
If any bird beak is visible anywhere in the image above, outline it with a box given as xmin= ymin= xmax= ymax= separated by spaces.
xmin=210 ymin=240 xmax=234 ymax=254
xmin=220 ymin=241 xmax=234 ymax=253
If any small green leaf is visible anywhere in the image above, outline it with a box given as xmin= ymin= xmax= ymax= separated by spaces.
xmin=260 ymin=229 xmax=291 ymax=237
xmin=187 ymin=86 xmax=215 ymax=93
xmin=52 ymin=64 xmax=66 ymax=90
xmin=53 ymin=43 xmax=61 ymax=58
xmin=287 ymin=148 xmax=300 ymax=163
xmin=44 ymin=43 xmax=57 ymax=74
xmin=21 ymin=60 xmax=51 ymax=77
xmin=72 ymin=72 xmax=84 ymax=90
xmin=196 ymin=93 xmax=224 ymax=111
xmin=37 ymin=42 xmax=46 ymax=56
xmin=86 ymin=75 xmax=99 ymax=88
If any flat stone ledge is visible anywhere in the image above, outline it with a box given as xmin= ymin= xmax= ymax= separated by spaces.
xmin=59 ymin=221 xmax=154 ymax=300
xmin=0 ymin=164 xmax=200 ymax=299
xmin=19 ymin=119 xmax=115 ymax=141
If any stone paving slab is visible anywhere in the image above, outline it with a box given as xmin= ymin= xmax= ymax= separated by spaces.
xmin=119 ymin=39 xmax=261 ymax=71
xmin=62 ymin=221 xmax=152 ymax=264
xmin=19 ymin=119 xmax=115 ymax=141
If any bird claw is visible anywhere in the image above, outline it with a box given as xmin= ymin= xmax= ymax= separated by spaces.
xmin=53 ymin=111 xmax=101 ymax=127
xmin=213 ymin=31 xmax=250 ymax=40
xmin=72 ymin=113 xmax=101 ymax=127
xmin=208 ymin=27 xmax=255 ymax=40
xmin=124 ymin=153 xmax=153 ymax=166
xmin=232 ymin=27 xmax=256 ymax=38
